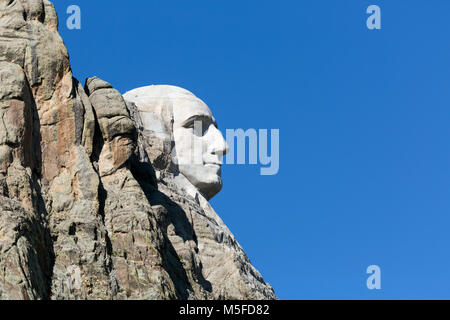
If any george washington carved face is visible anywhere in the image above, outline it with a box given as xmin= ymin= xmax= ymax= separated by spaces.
xmin=124 ymin=85 xmax=229 ymax=200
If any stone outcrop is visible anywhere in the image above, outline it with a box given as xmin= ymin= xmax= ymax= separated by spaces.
xmin=0 ymin=0 xmax=275 ymax=300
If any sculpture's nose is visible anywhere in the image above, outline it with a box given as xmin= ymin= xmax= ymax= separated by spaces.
xmin=208 ymin=125 xmax=229 ymax=157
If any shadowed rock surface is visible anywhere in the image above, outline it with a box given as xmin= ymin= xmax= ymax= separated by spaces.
xmin=0 ymin=0 xmax=276 ymax=300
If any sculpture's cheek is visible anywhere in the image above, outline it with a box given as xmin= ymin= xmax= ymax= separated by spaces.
xmin=173 ymin=128 xmax=204 ymax=166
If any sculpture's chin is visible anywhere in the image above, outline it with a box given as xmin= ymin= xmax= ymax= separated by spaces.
xmin=198 ymin=179 xmax=223 ymax=200
xmin=191 ymin=175 xmax=223 ymax=200
xmin=179 ymin=164 xmax=223 ymax=200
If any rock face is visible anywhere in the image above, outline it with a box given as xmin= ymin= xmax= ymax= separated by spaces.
xmin=0 ymin=0 xmax=276 ymax=300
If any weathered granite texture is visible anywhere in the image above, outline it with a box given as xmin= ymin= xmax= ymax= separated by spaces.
xmin=0 ymin=0 xmax=275 ymax=300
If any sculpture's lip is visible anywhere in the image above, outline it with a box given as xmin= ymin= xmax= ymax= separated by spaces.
xmin=204 ymin=163 xmax=222 ymax=167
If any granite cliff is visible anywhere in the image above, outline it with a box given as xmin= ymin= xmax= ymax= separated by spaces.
xmin=0 ymin=0 xmax=275 ymax=300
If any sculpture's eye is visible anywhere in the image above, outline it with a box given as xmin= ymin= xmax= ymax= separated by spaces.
xmin=184 ymin=116 xmax=212 ymax=136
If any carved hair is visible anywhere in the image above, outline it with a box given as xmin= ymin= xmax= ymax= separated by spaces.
xmin=124 ymin=85 xmax=202 ymax=174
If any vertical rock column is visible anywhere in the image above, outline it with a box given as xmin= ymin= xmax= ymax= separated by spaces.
xmin=0 ymin=61 xmax=48 ymax=300
xmin=0 ymin=0 xmax=115 ymax=299
xmin=85 ymin=77 xmax=178 ymax=300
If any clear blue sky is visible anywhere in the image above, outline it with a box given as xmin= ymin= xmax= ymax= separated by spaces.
xmin=55 ymin=0 xmax=450 ymax=299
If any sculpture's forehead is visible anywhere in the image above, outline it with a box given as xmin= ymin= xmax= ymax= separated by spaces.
xmin=124 ymin=85 xmax=197 ymax=102
xmin=123 ymin=85 xmax=215 ymax=125
xmin=172 ymin=97 xmax=213 ymax=123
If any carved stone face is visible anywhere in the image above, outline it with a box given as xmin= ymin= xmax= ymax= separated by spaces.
xmin=123 ymin=85 xmax=229 ymax=200
xmin=172 ymin=94 xmax=229 ymax=200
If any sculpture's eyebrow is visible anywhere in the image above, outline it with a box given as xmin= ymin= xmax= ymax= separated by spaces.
xmin=181 ymin=114 xmax=217 ymax=127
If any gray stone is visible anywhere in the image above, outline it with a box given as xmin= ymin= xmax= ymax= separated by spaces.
xmin=0 ymin=0 xmax=276 ymax=300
